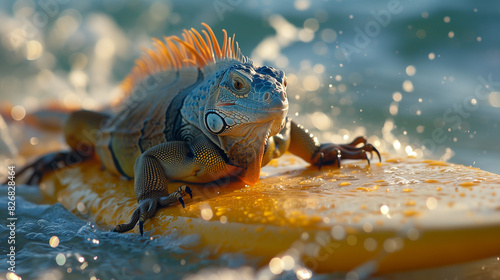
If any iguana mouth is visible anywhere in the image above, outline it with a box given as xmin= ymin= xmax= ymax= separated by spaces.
xmin=216 ymin=102 xmax=236 ymax=107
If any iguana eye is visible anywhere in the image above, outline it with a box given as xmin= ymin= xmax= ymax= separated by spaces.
xmin=230 ymin=74 xmax=250 ymax=96
xmin=233 ymin=80 xmax=244 ymax=90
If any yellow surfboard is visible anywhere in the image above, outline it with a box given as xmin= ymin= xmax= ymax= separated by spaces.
xmin=39 ymin=154 xmax=500 ymax=275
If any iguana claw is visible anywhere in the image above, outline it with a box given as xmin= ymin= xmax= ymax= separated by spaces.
xmin=318 ymin=152 xmax=324 ymax=170
xmin=185 ymin=186 xmax=193 ymax=199
xmin=178 ymin=196 xmax=185 ymax=208
xmin=139 ymin=220 xmax=145 ymax=236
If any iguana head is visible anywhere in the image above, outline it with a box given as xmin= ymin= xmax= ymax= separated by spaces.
xmin=121 ymin=23 xmax=289 ymax=184
xmin=202 ymin=62 xmax=288 ymax=184
xmin=204 ymin=63 xmax=288 ymax=136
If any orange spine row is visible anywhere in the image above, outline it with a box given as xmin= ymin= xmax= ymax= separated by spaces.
xmin=121 ymin=23 xmax=241 ymax=96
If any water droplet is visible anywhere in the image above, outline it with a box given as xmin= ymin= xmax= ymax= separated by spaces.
xmin=304 ymin=18 xmax=319 ymax=31
xmin=389 ymin=102 xmax=398 ymax=116
xmin=294 ymin=0 xmax=310 ymax=11
xmin=331 ymin=225 xmax=346 ymax=240
xmin=301 ymin=232 xmax=309 ymax=240
xmin=49 ymin=236 xmax=59 ymax=248
xmin=392 ymin=92 xmax=402 ymax=102
xmin=77 ymin=202 xmax=87 ymax=215
xmin=380 ymin=205 xmax=389 ymax=215
xmin=56 ymin=253 xmax=66 ymax=266
xmin=25 ymin=40 xmax=43 ymax=60
xmin=488 ymin=92 xmax=500 ymax=107
xmin=363 ymin=223 xmax=373 ymax=233
xmin=426 ymin=197 xmax=438 ymax=209
xmin=269 ymin=257 xmax=284 ymax=274
xmin=402 ymin=80 xmax=414 ymax=92
xmin=296 ymin=268 xmax=312 ymax=279
xmin=11 ymin=106 xmax=26 ymax=121
xmin=282 ymin=255 xmax=295 ymax=270
xmin=407 ymin=228 xmax=420 ymax=240
xmin=321 ymin=28 xmax=337 ymax=43
xmin=393 ymin=140 xmax=401 ymax=150
xmin=364 ymin=238 xmax=377 ymax=251
xmin=201 ymin=206 xmax=213 ymax=221
xmin=30 ymin=137 xmax=39 ymax=145
xmin=416 ymin=29 xmax=426 ymax=39
xmin=302 ymin=75 xmax=320 ymax=92
xmin=406 ymin=65 xmax=416 ymax=76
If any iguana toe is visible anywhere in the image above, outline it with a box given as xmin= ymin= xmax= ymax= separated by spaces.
xmin=114 ymin=186 xmax=193 ymax=235
xmin=159 ymin=185 xmax=192 ymax=207
xmin=112 ymin=198 xmax=157 ymax=235
xmin=113 ymin=206 xmax=141 ymax=233
xmin=177 ymin=185 xmax=192 ymax=208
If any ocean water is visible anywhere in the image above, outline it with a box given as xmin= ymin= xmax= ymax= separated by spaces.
xmin=0 ymin=0 xmax=500 ymax=279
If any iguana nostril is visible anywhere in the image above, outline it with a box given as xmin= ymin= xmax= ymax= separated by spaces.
xmin=268 ymin=95 xmax=287 ymax=110
xmin=264 ymin=92 xmax=271 ymax=102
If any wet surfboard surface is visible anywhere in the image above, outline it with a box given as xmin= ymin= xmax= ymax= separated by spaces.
xmin=39 ymin=154 xmax=500 ymax=274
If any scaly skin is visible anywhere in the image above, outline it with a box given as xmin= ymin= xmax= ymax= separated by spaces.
xmin=11 ymin=24 xmax=380 ymax=235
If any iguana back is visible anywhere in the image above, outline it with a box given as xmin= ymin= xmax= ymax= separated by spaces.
xmin=97 ymin=68 xmax=201 ymax=178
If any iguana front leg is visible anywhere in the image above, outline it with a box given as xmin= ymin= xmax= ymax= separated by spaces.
xmin=113 ymin=138 xmax=237 ymax=235
xmin=287 ymin=120 xmax=381 ymax=168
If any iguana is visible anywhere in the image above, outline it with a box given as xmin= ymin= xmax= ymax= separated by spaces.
xmin=13 ymin=23 xmax=380 ymax=235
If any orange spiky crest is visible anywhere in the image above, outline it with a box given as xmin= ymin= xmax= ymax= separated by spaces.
xmin=120 ymin=23 xmax=246 ymax=96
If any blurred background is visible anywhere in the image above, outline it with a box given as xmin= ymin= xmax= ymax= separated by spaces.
xmin=0 ymin=0 xmax=499 ymax=279
xmin=1 ymin=0 xmax=499 ymax=173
